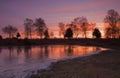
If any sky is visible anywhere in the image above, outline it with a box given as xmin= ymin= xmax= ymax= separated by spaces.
xmin=0 ymin=0 xmax=120 ymax=35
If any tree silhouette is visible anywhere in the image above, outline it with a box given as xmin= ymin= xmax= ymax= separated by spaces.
xmin=24 ymin=18 xmax=33 ymax=39
xmin=104 ymin=9 xmax=120 ymax=38
xmin=64 ymin=28 xmax=73 ymax=39
xmin=72 ymin=24 xmax=80 ymax=38
xmin=44 ymin=29 xmax=49 ymax=39
xmin=0 ymin=35 xmax=2 ymax=39
xmin=73 ymin=16 xmax=89 ymax=38
xmin=92 ymin=28 xmax=101 ymax=38
xmin=66 ymin=23 xmax=80 ymax=38
xmin=16 ymin=32 xmax=21 ymax=39
xmin=34 ymin=18 xmax=47 ymax=39
xmin=2 ymin=25 xmax=18 ymax=38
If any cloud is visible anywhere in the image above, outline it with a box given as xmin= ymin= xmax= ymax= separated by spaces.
xmin=46 ymin=1 xmax=102 ymax=14
xmin=46 ymin=0 xmax=120 ymax=15
xmin=0 ymin=0 xmax=119 ymax=30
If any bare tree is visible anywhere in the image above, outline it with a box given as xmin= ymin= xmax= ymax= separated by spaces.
xmin=58 ymin=22 xmax=66 ymax=38
xmin=68 ymin=22 xmax=80 ymax=38
xmin=24 ymin=18 xmax=33 ymax=39
xmin=34 ymin=18 xmax=47 ymax=38
xmin=2 ymin=25 xmax=18 ymax=38
xmin=73 ymin=16 xmax=89 ymax=38
xmin=104 ymin=9 xmax=120 ymax=38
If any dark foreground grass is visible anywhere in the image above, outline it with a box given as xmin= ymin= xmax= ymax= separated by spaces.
xmin=0 ymin=38 xmax=120 ymax=46
xmin=30 ymin=47 xmax=120 ymax=78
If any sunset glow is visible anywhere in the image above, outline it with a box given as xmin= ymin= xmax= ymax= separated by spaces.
xmin=0 ymin=0 xmax=120 ymax=38
xmin=0 ymin=1 xmax=119 ymax=77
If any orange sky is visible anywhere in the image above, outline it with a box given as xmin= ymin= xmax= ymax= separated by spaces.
xmin=0 ymin=0 xmax=119 ymax=38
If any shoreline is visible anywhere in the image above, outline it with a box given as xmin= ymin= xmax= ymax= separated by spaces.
xmin=28 ymin=48 xmax=104 ymax=78
xmin=0 ymin=38 xmax=120 ymax=47
xmin=29 ymin=45 xmax=120 ymax=78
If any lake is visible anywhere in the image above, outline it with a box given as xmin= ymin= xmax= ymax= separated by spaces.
xmin=0 ymin=45 xmax=106 ymax=78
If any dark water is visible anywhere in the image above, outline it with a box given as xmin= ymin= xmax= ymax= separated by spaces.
xmin=0 ymin=45 xmax=106 ymax=78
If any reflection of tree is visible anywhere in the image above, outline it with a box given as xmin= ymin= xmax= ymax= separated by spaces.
xmin=37 ymin=45 xmax=49 ymax=59
xmin=37 ymin=46 xmax=46 ymax=59
xmin=8 ymin=46 xmax=14 ymax=61
xmin=96 ymin=47 xmax=101 ymax=51
xmin=44 ymin=45 xmax=49 ymax=58
xmin=17 ymin=46 xmax=22 ymax=55
xmin=82 ymin=47 xmax=88 ymax=55
xmin=93 ymin=47 xmax=100 ymax=51
xmin=24 ymin=46 xmax=31 ymax=59
xmin=68 ymin=45 xmax=73 ymax=56
xmin=64 ymin=45 xmax=73 ymax=56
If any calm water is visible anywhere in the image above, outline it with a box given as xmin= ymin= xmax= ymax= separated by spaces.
xmin=0 ymin=45 xmax=106 ymax=78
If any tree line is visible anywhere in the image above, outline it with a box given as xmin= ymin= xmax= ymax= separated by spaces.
xmin=0 ymin=9 xmax=120 ymax=39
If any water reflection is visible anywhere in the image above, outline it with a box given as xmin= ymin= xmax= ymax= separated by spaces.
xmin=0 ymin=45 xmax=102 ymax=62
xmin=0 ymin=45 xmax=104 ymax=78
xmin=8 ymin=46 xmax=13 ymax=61
xmin=17 ymin=46 xmax=22 ymax=55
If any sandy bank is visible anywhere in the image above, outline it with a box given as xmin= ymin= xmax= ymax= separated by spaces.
xmin=29 ymin=45 xmax=120 ymax=78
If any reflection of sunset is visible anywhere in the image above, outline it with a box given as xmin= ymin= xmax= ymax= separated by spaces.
xmin=8 ymin=45 xmax=101 ymax=59
xmin=0 ymin=45 xmax=104 ymax=62
xmin=0 ymin=45 xmax=103 ymax=61
xmin=0 ymin=45 xmax=107 ymax=78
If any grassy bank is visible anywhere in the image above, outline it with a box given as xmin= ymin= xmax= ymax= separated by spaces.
xmin=28 ymin=41 xmax=120 ymax=78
